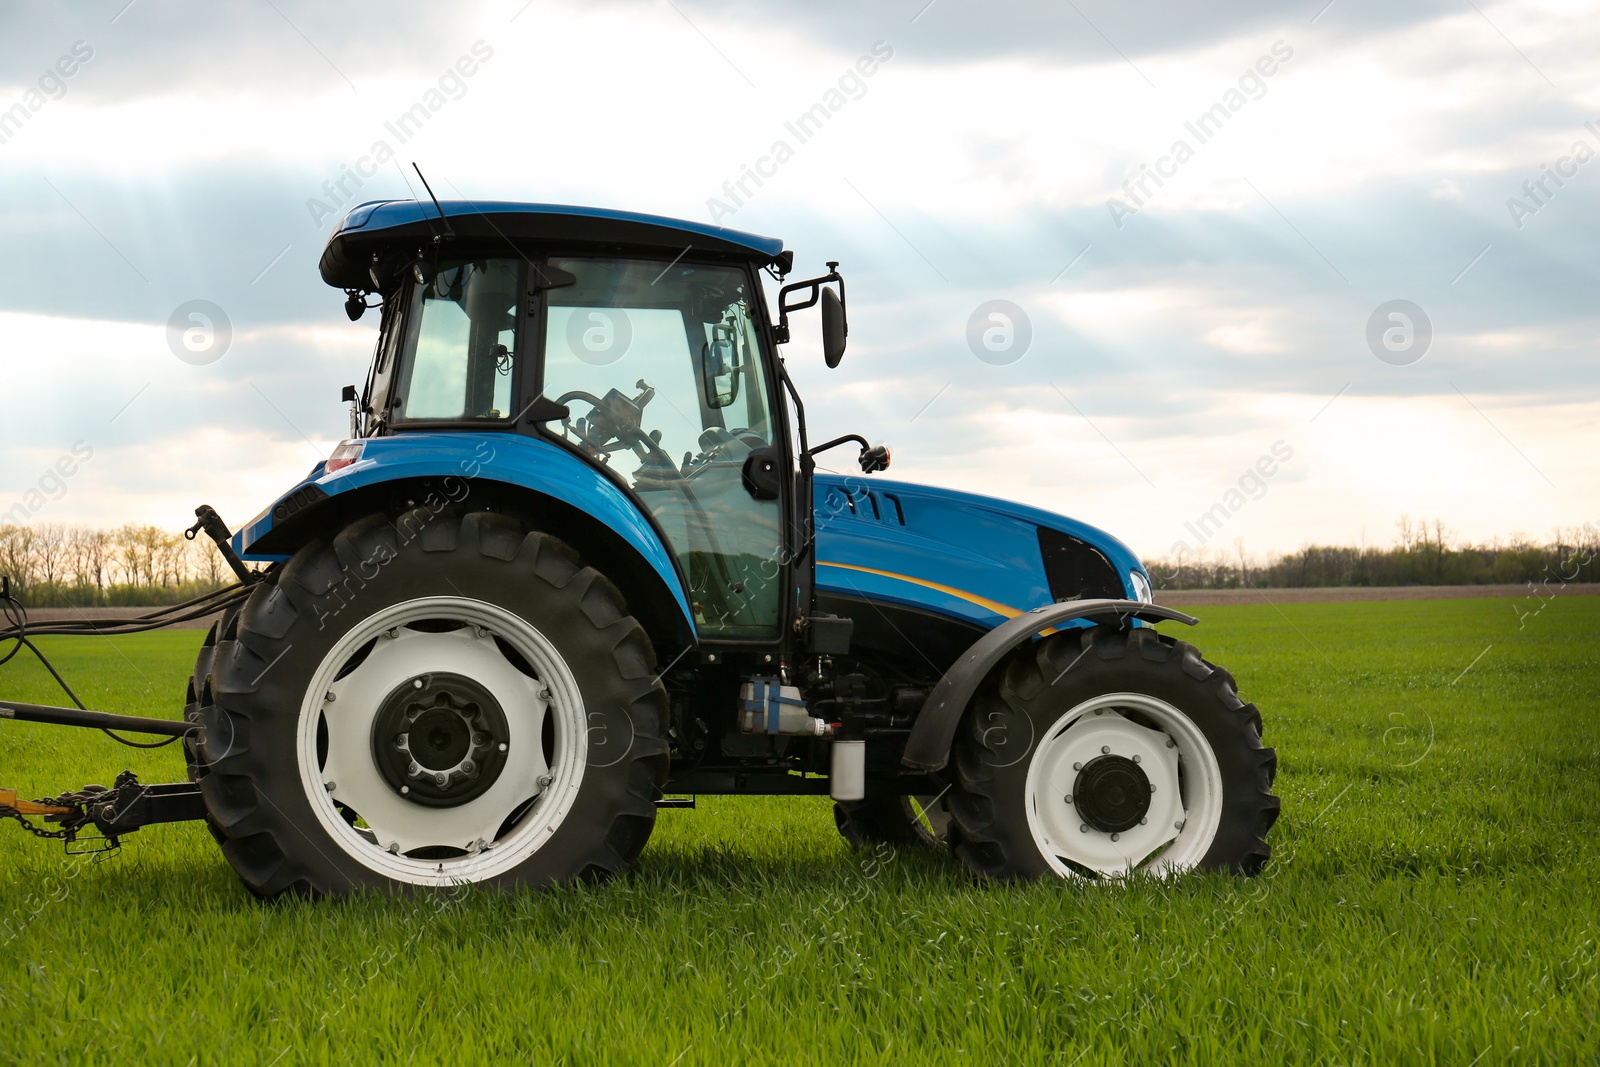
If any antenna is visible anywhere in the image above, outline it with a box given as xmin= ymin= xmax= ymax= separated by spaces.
xmin=411 ymin=163 xmax=455 ymax=238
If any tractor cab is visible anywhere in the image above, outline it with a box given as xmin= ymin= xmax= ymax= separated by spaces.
xmin=320 ymin=200 xmax=855 ymax=646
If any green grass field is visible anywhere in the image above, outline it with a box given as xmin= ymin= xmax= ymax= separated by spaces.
xmin=1 ymin=597 xmax=1596 ymax=1065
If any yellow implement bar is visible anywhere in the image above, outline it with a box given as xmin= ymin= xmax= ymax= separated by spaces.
xmin=0 ymin=788 xmax=73 ymax=816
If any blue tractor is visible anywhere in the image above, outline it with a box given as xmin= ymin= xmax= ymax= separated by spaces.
xmin=2 ymin=199 xmax=1279 ymax=896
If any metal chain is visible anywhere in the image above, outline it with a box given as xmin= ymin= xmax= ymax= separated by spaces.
xmin=0 ymin=803 xmax=79 ymax=840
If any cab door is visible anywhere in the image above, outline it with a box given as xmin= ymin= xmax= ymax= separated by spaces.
xmin=537 ymin=256 xmax=786 ymax=641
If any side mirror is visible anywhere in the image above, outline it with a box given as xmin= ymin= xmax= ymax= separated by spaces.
xmin=774 ymin=261 xmax=848 ymax=367
xmin=821 ymin=287 xmax=847 ymax=369
xmin=703 ymin=324 xmax=741 ymax=409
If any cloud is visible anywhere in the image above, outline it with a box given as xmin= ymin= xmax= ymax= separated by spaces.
xmin=0 ymin=1 xmax=471 ymax=102
xmin=2 ymin=0 xmax=1598 ymax=556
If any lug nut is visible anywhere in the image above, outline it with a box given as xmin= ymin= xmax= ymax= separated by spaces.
xmin=1166 ymin=739 xmax=1176 ymax=748
xmin=1073 ymin=762 xmax=1082 ymax=771
xmin=1063 ymin=794 xmax=1073 ymax=804
xmin=461 ymin=760 xmax=476 ymax=775
xmin=1079 ymin=824 xmax=1089 ymax=833
xmin=434 ymin=772 xmax=448 ymax=787
xmin=413 ymin=679 xmax=423 ymax=690
xmin=407 ymin=762 xmax=420 ymax=777
xmin=324 ymin=691 xmax=336 ymax=703
xmin=1140 ymin=817 xmax=1147 ymax=825
xmin=401 ymin=786 xmax=411 ymax=795
xmin=1132 ymin=754 xmax=1141 ymax=764
xmin=1175 ymin=820 xmax=1184 ymax=830
xmin=1101 ymin=745 xmax=1110 ymax=754
xmin=1110 ymin=833 xmax=1120 ymax=842
xmin=498 ymin=743 xmax=508 ymax=753
xmin=324 ymin=781 xmax=336 ymax=792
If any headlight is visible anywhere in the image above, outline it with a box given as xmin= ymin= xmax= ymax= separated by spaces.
xmin=1130 ymin=570 xmax=1154 ymax=603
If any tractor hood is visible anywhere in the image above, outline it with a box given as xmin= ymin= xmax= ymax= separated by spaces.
xmin=812 ymin=474 xmax=1148 ymax=630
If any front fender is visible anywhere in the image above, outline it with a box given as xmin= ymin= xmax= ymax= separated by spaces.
xmin=233 ymin=432 xmax=696 ymax=640
xmin=900 ymin=599 xmax=1197 ymax=773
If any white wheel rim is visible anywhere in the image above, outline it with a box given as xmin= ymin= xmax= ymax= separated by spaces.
xmin=296 ymin=596 xmax=586 ymax=886
xmin=1023 ymin=692 xmax=1222 ymax=879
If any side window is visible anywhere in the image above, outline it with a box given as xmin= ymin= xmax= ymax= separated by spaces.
xmin=393 ymin=259 xmax=520 ymax=422
xmin=363 ymin=295 xmax=407 ymax=432
xmin=541 ymin=258 xmax=784 ymax=639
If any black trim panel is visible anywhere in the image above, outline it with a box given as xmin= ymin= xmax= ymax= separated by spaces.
xmin=1038 ymin=526 xmax=1124 ymax=602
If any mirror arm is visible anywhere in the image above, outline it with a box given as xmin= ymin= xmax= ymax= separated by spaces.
xmin=806 ymin=433 xmax=889 ymax=474
xmin=773 ymin=264 xmax=843 ymax=344
xmin=804 ymin=433 xmax=869 ymax=459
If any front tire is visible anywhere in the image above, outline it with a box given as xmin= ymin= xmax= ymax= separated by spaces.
xmin=948 ymin=625 xmax=1278 ymax=881
xmin=197 ymin=510 xmax=668 ymax=898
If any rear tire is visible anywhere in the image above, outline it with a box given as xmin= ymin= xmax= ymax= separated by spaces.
xmin=197 ymin=510 xmax=668 ymax=898
xmin=948 ymin=626 xmax=1278 ymax=881
xmin=185 ymin=603 xmax=241 ymax=845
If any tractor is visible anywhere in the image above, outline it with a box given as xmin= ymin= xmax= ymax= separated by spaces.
xmin=0 ymin=198 xmax=1279 ymax=896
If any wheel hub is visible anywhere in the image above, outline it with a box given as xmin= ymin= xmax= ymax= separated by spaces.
xmin=371 ymin=672 xmax=509 ymax=808
xmin=1072 ymin=754 xmax=1152 ymax=833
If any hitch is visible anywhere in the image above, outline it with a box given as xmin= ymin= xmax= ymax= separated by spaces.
xmin=0 ymin=771 xmax=207 ymax=852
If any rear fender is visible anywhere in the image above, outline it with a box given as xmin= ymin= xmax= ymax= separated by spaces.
xmin=901 ymin=599 xmax=1197 ymax=773
xmin=233 ymin=432 xmax=696 ymax=646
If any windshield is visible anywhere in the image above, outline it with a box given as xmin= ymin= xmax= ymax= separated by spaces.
xmin=394 ymin=258 xmax=521 ymax=421
xmin=541 ymin=257 xmax=783 ymax=639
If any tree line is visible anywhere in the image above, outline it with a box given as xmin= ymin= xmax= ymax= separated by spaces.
xmin=1148 ymin=518 xmax=1600 ymax=591
xmin=0 ymin=522 xmax=234 ymax=608
xmin=3 ymin=515 xmax=1596 ymax=605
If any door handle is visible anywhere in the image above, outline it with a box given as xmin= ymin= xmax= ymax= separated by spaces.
xmin=741 ymin=447 xmax=782 ymax=500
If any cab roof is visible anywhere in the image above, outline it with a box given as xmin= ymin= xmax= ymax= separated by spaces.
xmin=319 ymin=199 xmax=788 ymax=290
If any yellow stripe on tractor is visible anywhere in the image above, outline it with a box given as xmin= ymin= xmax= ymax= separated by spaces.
xmin=817 ymin=561 xmax=1025 ymax=619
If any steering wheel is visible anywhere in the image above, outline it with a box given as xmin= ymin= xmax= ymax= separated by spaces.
xmin=555 ymin=383 xmax=657 ymax=458
xmin=683 ymin=426 xmax=757 ymax=475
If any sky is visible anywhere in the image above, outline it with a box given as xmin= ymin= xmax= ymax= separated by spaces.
xmin=1 ymin=0 xmax=1596 ymax=564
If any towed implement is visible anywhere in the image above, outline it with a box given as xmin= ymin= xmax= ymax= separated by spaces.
xmin=1 ymin=199 xmax=1278 ymax=895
